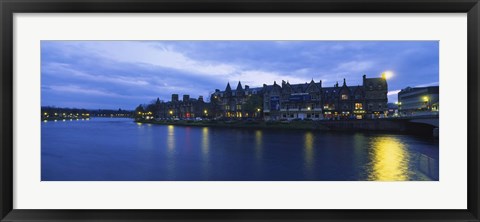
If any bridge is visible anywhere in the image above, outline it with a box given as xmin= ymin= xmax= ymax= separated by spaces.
xmin=406 ymin=115 xmax=439 ymax=128
xmin=319 ymin=115 xmax=439 ymax=137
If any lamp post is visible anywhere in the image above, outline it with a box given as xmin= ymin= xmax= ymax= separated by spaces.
xmin=423 ymin=96 xmax=430 ymax=111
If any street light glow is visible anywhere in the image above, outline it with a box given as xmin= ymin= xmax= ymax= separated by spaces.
xmin=382 ymin=71 xmax=394 ymax=79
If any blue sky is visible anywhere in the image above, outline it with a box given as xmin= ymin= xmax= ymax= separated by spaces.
xmin=41 ymin=41 xmax=439 ymax=110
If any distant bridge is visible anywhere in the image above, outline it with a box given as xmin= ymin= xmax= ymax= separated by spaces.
xmin=403 ymin=115 xmax=439 ymax=128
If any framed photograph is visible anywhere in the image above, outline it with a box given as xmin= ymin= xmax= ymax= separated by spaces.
xmin=1 ymin=0 xmax=479 ymax=221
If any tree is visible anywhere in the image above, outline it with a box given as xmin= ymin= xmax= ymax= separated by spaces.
xmin=243 ymin=94 xmax=263 ymax=118
xmin=134 ymin=104 xmax=145 ymax=119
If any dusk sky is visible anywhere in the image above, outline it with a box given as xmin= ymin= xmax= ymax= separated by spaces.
xmin=41 ymin=41 xmax=439 ymax=110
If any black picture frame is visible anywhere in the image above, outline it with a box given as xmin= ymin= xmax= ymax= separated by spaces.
xmin=1 ymin=0 xmax=479 ymax=221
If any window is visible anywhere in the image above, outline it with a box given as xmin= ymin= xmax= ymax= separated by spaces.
xmin=225 ymin=105 xmax=230 ymax=110
xmin=355 ymin=103 xmax=363 ymax=110
xmin=236 ymin=104 xmax=242 ymax=110
xmin=341 ymin=94 xmax=348 ymax=100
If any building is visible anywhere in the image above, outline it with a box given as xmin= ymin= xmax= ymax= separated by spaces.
xmin=212 ymin=74 xmax=388 ymax=120
xmin=261 ymin=74 xmax=388 ymax=120
xmin=210 ymin=81 xmax=264 ymax=119
xmin=151 ymin=94 xmax=210 ymax=119
xmin=398 ymin=86 xmax=439 ymax=116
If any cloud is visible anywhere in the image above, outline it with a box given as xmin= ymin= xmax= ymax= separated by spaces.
xmin=46 ymin=85 xmax=120 ymax=97
xmin=75 ymin=42 xmax=239 ymax=77
xmin=415 ymin=81 xmax=439 ymax=87
xmin=335 ymin=61 xmax=375 ymax=73
xmin=43 ymin=62 xmax=150 ymax=87
xmin=387 ymin=90 xmax=401 ymax=96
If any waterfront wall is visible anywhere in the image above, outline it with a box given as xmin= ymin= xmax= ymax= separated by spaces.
xmin=139 ymin=118 xmax=438 ymax=136
xmin=320 ymin=119 xmax=437 ymax=136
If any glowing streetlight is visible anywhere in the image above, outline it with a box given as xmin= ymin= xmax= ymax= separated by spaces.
xmin=257 ymin=108 xmax=261 ymax=112
xmin=169 ymin=110 xmax=173 ymax=115
xmin=204 ymin=110 xmax=208 ymax=114
xmin=382 ymin=71 xmax=394 ymax=80
xmin=307 ymin=107 xmax=311 ymax=111
xmin=423 ymin=96 xmax=429 ymax=102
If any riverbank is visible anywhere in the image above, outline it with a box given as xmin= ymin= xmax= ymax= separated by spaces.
xmin=137 ymin=119 xmax=330 ymax=131
xmin=136 ymin=118 xmax=438 ymax=136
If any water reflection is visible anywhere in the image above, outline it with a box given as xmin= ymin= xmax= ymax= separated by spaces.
xmin=304 ymin=131 xmax=314 ymax=177
xmin=255 ymin=130 xmax=263 ymax=160
xmin=201 ymin=127 xmax=209 ymax=156
xmin=368 ymin=136 xmax=409 ymax=181
xmin=201 ymin=127 xmax=210 ymax=178
xmin=167 ymin=125 xmax=175 ymax=154
xmin=41 ymin=119 xmax=439 ymax=181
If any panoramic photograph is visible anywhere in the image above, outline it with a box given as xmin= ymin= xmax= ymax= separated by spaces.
xmin=41 ymin=41 xmax=439 ymax=181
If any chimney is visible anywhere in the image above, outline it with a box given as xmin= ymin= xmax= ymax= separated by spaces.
xmin=245 ymin=85 xmax=249 ymax=90
xmin=171 ymin=94 xmax=179 ymax=102
xmin=183 ymin=94 xmax=190 ymax=101
xmin=198 ymin=96 xmax=204 ymax=102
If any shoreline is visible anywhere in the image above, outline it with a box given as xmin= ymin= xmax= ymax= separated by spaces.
xmin=136 ymin=118 xmax=438 ymax=137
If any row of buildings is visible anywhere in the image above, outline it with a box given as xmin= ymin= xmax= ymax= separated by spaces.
xmin=144 ymin=74 xmax=390 ymax=120
xmin=141 ymin=74 xmax=439 ymax=121
xmin=210 ymin=74 xmax=388 ymax=120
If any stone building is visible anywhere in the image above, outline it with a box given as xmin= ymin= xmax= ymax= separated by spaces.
xmin=153 ymin=94 xmax=210 ymax=119
xmin=210 ymin=81 xmax=263 ymax=119
xmin=261 ymin=74 xmax=388 ymax=120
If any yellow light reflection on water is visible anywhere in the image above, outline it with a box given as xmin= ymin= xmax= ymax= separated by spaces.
xmin=368 ymin=136 xmax=409 ymax=181
xmin=255 ymin=130 xmax=263 ymax=160
xmin=167 ymin=125 xmax=175 ymax=153
xmin=201 ymin=127 xmax=210 ymax=177
xmin=304 ymin=131 xmax=314 ymax=171
xmin=201 ymin=127 xmax=209 ymax=156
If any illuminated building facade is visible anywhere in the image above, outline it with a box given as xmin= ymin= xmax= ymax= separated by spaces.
xmin=262 ymin=75 xmax=388 ymax=120
xmin=153 ymin=94 xmax=210 ymax=119
xmin=397 ymin=86 xmax=439 ymax=116
xmin=210 ymin=81 xmax=264 ymax=118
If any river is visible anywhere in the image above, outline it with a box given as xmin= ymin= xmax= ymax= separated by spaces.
xmin=41 ymin=118 xmax=439 ymax=181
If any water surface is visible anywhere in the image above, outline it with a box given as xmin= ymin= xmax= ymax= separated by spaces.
xmin=41 ymin=118 xmax=439 ymax=181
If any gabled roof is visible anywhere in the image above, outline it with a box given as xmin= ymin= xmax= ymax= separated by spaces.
xmin=225 ymin=82 xmax=232 ymax=92
xmin=236 ymin=81 xmax=244 ymax=92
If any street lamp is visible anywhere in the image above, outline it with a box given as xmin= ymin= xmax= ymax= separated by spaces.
xmin=382 ymin=71 xmax=394 ymax=79
xmin=423 ymin=96 xmax=430 ymax=111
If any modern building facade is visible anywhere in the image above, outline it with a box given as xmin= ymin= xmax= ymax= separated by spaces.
xmin=398 ymin=86 xmax=439 ymax=116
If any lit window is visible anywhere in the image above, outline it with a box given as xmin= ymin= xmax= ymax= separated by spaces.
xmin=341 ymin=94 xmax=348 ymax=100
xmin=355 ymin=103 xmax=363 ymax=110
xmin=236 ymin=105 xmax=242 ymax=110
